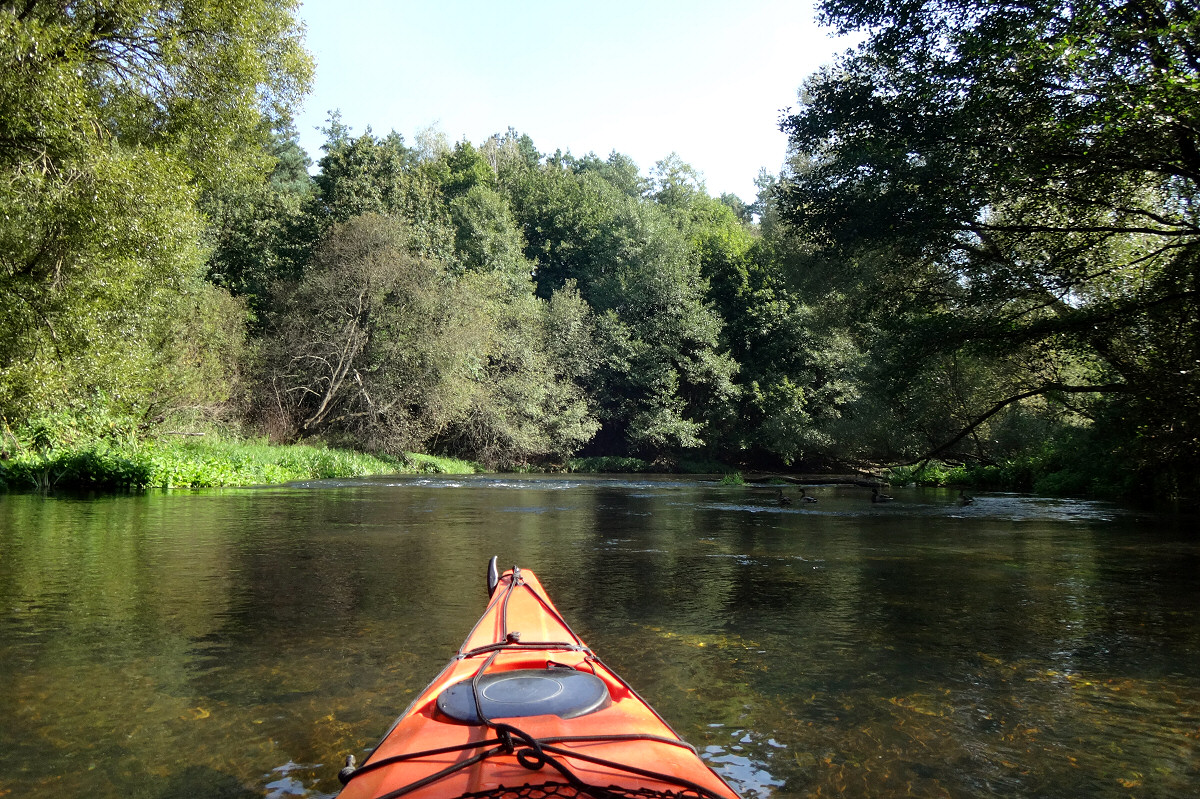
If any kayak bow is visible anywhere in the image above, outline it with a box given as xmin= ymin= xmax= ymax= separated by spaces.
xmin=336 ymin=558 xmax=742 ymax=799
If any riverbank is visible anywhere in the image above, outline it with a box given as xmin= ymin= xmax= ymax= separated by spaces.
xmin=0 ymin=428 xmax=1127 ymax=499
xmin=0 ymin=445 xmax=729 ymax=493
xmin=0 ymin=436 xmax=478 ymax=492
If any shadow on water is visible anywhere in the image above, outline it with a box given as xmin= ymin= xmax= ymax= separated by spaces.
xmin=1 ymin=477 xmax=1198 ymax=798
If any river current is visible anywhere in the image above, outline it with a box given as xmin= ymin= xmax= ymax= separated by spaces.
xmin=1 ymin=476 xmax=1197 ymax=798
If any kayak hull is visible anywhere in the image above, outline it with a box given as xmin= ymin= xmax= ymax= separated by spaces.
xmin=336 ymin=564 xmax=741 ymax=799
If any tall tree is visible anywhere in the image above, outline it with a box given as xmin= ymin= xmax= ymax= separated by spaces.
xmin=0 ymin=0 xmax=312 ymax=424
xmin=779 ymin=0 xmax=1200 ymax=494
xmin=565 ymin=151 xmax=649 ymax=198
xmin=261 ymin=214 xmax=466 ymax=449
xmin=312 ymin=125 xmax=455 ymax=261
xmin=650 ymin=153 xmax=707 ymax=217
xmin=480 ymin=128 xmax=541 ymax=181
xmin=203 ymin=117 xmax=316 ymax=318
xmin=261 ymin=213 xmax=598 ymax=466
xmin=512 ymin=162 xmax=738 ymax=456
xmin=694 ymin=196 xmax=861 ymax=465
xmin=449 ymin=184 xmax=534 ymax=289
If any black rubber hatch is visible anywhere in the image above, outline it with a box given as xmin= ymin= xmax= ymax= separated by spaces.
xmin=436 ymin=668 xmax=610 ymax=724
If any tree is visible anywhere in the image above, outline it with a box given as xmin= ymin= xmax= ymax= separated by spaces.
xmin=718 ymin=192 xmax=754 ymax=224
xmin=441 ymin=140 xmax=497 ymax=199
xmin=480 ymin=128 xmax=542 ymax=182
xmin=566 ymin=151 xmax=649 ymax=198
xmin=439 ymin=278 xmax=600 ymax=467
xmin=689 ymin=194 xmax=861 ymax=465
xmin=511 ymin=162 xmax=738 ymax=456
xmin=312 ymin=125 xmax=455 ymax=261
xmin=261 ymin=214 xmax=471 ymax=450
xmin=649 ymin=153 xmax=707 ymax=220
xmin=314 ymin=126 xmax=413 ymax=221
xmin=0 ymin=0 xmax=311 ymax=426
xmin=203 ymin=117 xmax=316 ymax=319
xmin=262 ymin=213 xmax=598 ymax=465
xmin=449 ymin=184 xmax=534 ymax=289
xmin=779 ymin=0 xmax=1200 ymax=495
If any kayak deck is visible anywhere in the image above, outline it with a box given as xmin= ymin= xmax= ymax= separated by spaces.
xmin=336 ymin=564 xmax=741 ymax=799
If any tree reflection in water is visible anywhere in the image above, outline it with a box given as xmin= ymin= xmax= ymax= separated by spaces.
xmin=0 ymin=478 xmax=1196 ymax=798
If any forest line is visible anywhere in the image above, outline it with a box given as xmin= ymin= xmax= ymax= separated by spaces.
xmin=2 ymin=0 xmax=1196 ymax=500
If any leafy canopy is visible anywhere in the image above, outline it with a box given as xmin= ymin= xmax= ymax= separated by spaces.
xmin=779 ymin=0 xmax=1200 ymax=487
xmin=0 ymin=0 xmax=312 ymax=423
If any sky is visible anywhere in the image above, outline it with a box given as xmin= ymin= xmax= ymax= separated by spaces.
xmin=292 ymin=1 xmax=857 ymax=202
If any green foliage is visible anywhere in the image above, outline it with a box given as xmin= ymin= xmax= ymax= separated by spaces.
xmin=0 ymin=0 xmax=312 ymax=193
xmin=0 ymin=436 xmax=419 ymax=492
xmin=778 ymin=0 xmax=1200 ymax=495
xmin=449 ymin=184 xmax=532 ymax=287
xmin=564 ymin=151 xmax=649 ymax=198
xmin=312 ymin=126 xmax=456 ymax=260
xmin=261 ymin=213 xmax=462 ymax=450
xmin=260 ymin=213 xmax=598 ymax=468
xmin=511 ymin=161 xmax=738 ymax=457
xmin=442 ymin=140 xmax=498 ymax=199
xmin=0 ymin=0 xmax=310 ymax=439
xmin=314 ymin=127 xmax=414 ymax=220
xmin=718 ymin=193 xmax=754 ymax=224
xmin=885 ymin=462 xmax=956 ymax=487
xmin=0 ymin=407 xmax=433 ymax=491
xmin=1 ymin=144 xmax=251 ymax=424
xmin=401 ymin=453 xmax=479 ymax=475
xmin=14 ymin=0 xmax=1192 ymax=498
xmin=650 ymin=153 xmax=707 ymax=215
xmin=479 ymin=129 xmax=541 ymax=187
xmin=203 ymin=119 xmax=317 ymax=317
xmin=437 ymin=275 xmax=600 ymax=468
xmin=567 ymin=456 xmax=651 ymax=473
xmin=689 ymin=194 xmax=860 ymax=465
xmin=884 ymin=421 xmax=1145 ymax=498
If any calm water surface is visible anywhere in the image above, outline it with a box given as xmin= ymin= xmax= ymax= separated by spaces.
xmin=1 ymin=476 xmax=1197 ymax=798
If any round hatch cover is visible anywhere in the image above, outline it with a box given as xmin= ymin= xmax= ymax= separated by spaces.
xmin=436 ymin=668 xmax=610 ymax=724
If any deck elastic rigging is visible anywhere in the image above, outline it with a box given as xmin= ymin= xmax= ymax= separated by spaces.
xmin=338 ymin=562 xmax=738 ymax=799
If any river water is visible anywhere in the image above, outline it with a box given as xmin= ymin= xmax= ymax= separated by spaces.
xmin=1 ymin=476 xmax=1197 ymax=798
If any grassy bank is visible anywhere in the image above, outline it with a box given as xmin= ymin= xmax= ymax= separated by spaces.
xmin=884 ymin=453 xmax=1136 ymax=498
xmin=0 ymin=435 xmax=478 ymax=492
xmin=0 ymin=437 xmax=1138 ymax=499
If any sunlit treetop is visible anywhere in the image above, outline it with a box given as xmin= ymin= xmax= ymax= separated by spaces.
xmin=0 ymin=0 xmax=313 ymax=189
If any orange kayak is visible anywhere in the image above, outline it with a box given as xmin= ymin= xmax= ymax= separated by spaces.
xmin=336 ymin=558 xmax=742 ymax=799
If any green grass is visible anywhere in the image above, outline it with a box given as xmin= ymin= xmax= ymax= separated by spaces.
xmin=885 ymin=462 xmax=960 ymax=487
xmin=884 ymin=453 xmax=1136 ymax=498
xmin=567 ymin=456 xmax=651 ymax=473
xmin=401 ymin=452 xmax=480 ymax=475
xmin=0 ymin=435 xmax=478 ymax=492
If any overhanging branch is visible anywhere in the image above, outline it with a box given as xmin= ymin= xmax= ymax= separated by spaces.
xmin=963 ymin=221 xmax=1198 ymax=237
xmin=906 ymin=382 xmax=1130 ymax=466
